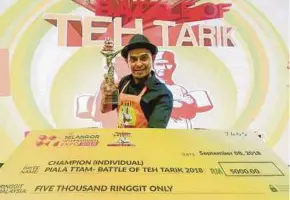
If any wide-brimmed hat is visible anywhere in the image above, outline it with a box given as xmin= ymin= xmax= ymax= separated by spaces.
xmin=121 ymin=34 xmax=158 ymax=59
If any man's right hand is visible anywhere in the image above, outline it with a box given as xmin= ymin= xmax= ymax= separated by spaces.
xmin=100 ymin=76 xmax=117 ymax=113
xmin=100 ymin=75 xmax=118 ymax=96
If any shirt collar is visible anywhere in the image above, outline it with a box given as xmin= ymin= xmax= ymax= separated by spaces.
xmin=129 ymin=71 xmax=158 ymax=89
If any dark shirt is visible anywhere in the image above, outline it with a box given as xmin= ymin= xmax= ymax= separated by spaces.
xmin=115 ymin=71 xmax=173 ymax=128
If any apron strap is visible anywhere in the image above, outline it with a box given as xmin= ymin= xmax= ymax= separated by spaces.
xmin=138 ymin=86 xmax=147 ymax=97
xmin=121 ymin=81 xmax=131 ymax=94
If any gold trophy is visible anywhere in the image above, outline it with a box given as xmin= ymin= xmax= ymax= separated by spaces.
xmin=101 ymin=38 xmax=122 ymax=105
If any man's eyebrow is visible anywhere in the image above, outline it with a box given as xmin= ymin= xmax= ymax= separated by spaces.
xmin=129 ymin=53 xmax=150 ymax=57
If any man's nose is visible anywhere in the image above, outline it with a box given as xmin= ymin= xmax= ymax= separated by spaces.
xmin=136 ymin=59 xmax=142 ymax=67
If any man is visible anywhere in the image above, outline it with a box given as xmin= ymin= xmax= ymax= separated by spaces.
xmin=100 ymin=34 xmax=173 ymax=128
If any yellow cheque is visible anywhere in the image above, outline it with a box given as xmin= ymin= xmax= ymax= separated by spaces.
xmin=0 ymin=128 xmax=288 ymax=200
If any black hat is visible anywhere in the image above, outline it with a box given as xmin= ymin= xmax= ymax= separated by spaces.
xmin=121 ymin=34 xmax=158 ymax=59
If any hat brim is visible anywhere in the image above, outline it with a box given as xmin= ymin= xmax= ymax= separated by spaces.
xmin=121 ymin=42 xmax=158 ymax=59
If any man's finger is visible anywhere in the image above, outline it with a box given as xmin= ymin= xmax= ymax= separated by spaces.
xmin=104 ymin=74 xmax=109 ymax=82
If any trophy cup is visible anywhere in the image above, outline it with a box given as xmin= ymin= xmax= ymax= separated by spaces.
xmin=101 ymin=38 xmax=122 ymax=105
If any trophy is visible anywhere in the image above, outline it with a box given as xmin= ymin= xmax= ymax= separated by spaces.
xmin=101 ymin=38 xmax=122 ymax=105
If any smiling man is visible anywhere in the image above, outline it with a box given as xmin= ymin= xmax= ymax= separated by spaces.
xmin=100 ymin=34 xmax=173 ymax=128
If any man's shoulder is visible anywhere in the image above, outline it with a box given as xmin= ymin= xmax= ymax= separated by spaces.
xmin=145 ymin=77 xmax=173 ymax=102
xmin=152 ymin=77 xmax=171 ymax=93
xmin=155 ymin=81 xmax=173 ymax=98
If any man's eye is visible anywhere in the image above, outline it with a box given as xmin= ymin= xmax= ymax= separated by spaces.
xmin=130 ymin=57 xmax=137 ymax=62
xmin=140 ymin=55 xmax=149 ymax=61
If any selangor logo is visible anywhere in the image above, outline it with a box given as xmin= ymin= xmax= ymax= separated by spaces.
xmin=107 ymin=132 xmax=135 ymax=147
xmin=35 ymin=133 xmax=100 ymax=147
xmin=60 ymin=133 xmax=100 ymax=147
xmin=36 ymin=135 xmax=60 ymax=147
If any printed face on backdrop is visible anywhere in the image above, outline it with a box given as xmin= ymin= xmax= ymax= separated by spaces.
xmin=127 ymin=48 xmax=153 ymax=80
xmin=153 ymin=51 xmax=176 ymax=81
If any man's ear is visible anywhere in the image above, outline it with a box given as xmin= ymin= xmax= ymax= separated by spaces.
xmin=152 ymin=55 xmax=156 ymax=62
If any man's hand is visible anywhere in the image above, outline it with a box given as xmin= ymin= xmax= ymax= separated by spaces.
xmin=100 ymin=75 xmax=118 ymax=96
xmin=100 ymin=74 xmax=118 ymax=109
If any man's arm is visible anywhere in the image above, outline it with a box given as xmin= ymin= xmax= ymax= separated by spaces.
xmin=147 ymin=94 xmax=173 ymax=128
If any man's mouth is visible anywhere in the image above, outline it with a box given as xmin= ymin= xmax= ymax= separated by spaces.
xmin=134 ymin=69 xmax=145 ymax=72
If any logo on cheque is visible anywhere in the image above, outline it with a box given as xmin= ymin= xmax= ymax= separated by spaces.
xmin=36 ymin=135 xmax=60 ymax=147
xmin=36 ymin=133 xmax=100 ymax=147
xmin=107 ymin=132 xmax=135 ymax=147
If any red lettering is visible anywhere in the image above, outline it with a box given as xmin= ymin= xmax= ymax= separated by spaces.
xmin=95 ymin=0 xmax=114 ymax=16
xmin=130 ymin=0 xmax=144 ymax=19
xmin=93 ymin=0 xmax=231 ymax=24
xmin=216 ymin=3 xmax=232 ymax=17
xmin=116 ymin=0 xmax=131 ymax=16
xmin=143 ymin=2 xmax=169 ymax=23
xmin=180 ymin=0 xmax=194 ymax=18
xmin=115 ymin=0 xmax=132 ymax=24
xmin=203 ymin=3 xmax=219 ymax=19
xmin=67 ymin=21 xmax=82 ymax=46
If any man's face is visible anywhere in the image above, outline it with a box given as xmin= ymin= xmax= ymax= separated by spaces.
xmin=127 ymin=48 xmax=153 ymax=79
